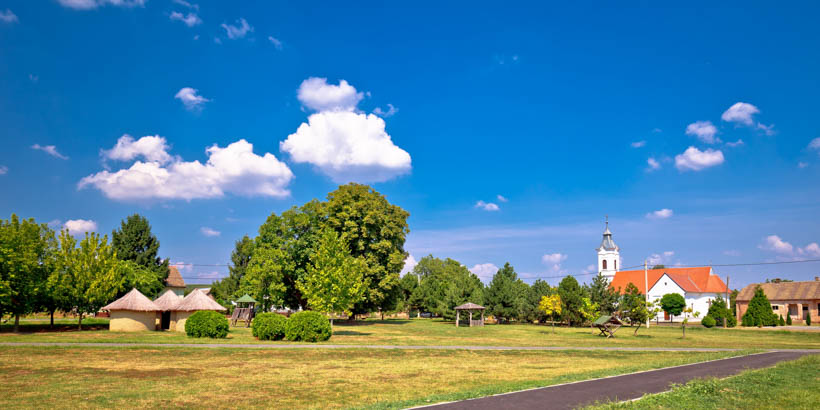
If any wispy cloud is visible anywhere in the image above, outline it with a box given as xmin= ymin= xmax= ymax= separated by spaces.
xmin=58 ymin=0 xmax=145 ymax=10
xmin=0 ymin=165 xmax=8 ymax=175
xmin=725 ymin=139 xmax=744 ymax=147
xmin=373 ymin=104 xmax=398 ymax=117
xmin=174 ymin=87 xmax=209 ymax=110
xmin=267 ymin=36 xmax=283 ymax=49
xmin=221 ymin=18 xmax=253 ymax=40
xmin=200 ymin=227 xmax=221 ymax=237
xmin=496 ymin=194 xmax=508 ymax=203
xmin=646 ymin=208 xmax=674 ymax=219
xmin=631 ymin=140 xmax=646 ymax=148
xmin=646 ymin=157 xmax=661 ymax=172
xmin=170 ymin=11 xmax=201 ymax=27
xmin=0 ymin=9 xmax=18 ymax=23
xmin=31 ymin=144 xmax=68 ymax=160
xmin=686 ymin=120 xmax=719 ymax=144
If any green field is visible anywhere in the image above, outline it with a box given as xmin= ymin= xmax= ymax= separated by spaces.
xmin=589 ymin=354 xmax=820 ymax=409
xmin=0 ymin=346 xmax=748 ymax=409
xmin=2 ymin=318 xmax=819 ymax=350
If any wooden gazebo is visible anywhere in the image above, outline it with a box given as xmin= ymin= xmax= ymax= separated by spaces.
xmin=593 ymin=315 xmax=623 ymax=338
xmin=231 ymin=294 xmax=257 ymax=327
xmin=454 ymin=303 xmax=485 ymax=327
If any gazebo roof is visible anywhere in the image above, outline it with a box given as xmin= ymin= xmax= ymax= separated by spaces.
xmin=153 ymin=289 xmax=182 ymax=311
xmin=175 ymin=289 xmax=226 ymax=312
xmin=236 ymin=294 xmax=257 ymax=303
xmin=593 ymin=315 xmax=623 ymax=325
xmin=454 ymin=302 xmax=485 ymax=310
xmin=102 ymin=288 xmax=162 ymax=312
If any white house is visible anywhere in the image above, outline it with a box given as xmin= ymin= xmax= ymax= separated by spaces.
xmin=597 ymin=222 xmax=729 ymax=322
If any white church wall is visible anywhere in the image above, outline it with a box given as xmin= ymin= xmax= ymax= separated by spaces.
xmin=647 ymin=274 xmax=686 ymax=321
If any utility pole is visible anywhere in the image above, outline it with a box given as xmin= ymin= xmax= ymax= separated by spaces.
xmin=724 ymin=275 xmax=730 ymax=328
xmin=645 ymin=259 xmax=649 ymax=328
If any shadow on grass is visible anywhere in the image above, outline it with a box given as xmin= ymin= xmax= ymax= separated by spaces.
xmin=0 ymin=323 xmax=109 ymax=333
xmin=333 ymin=330 xmax=372 ymax=336
xmin=336 ymin=319 xmax=412 ymax=326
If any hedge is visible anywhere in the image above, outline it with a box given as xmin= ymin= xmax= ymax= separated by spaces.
xmin=252 ymin=312 xmax=288 ymax=341
xmin=701 ymin=315 xmax=716 ymax=328
xmin=185 ymin=310 xmax=229 ymax=338
xmin=285 ymin=311 xmax=332 ymax=342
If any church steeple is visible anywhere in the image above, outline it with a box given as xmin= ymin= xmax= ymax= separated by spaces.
xmin=597 ymin=216 xmax=620 ymax=281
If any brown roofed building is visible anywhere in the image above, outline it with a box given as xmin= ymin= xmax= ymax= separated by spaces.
xmin=736 ymin=278 xmax=820 ymax=324
xmin=171 ymin=289 xmax=227 ymax=332
xmin=164 ymin=266 xmax=186 ymax=297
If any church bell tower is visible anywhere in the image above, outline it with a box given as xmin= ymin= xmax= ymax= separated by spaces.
xmin=597 ymin=217 xmax=620 ymax=282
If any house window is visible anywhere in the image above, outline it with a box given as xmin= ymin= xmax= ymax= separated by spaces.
xmin=772 ymin=305 xmax=778 ymax=310
xmin=614 ymin=260 xmax=617 ymax=269
xmin=602 ymin=260 xmax=607 ymax=270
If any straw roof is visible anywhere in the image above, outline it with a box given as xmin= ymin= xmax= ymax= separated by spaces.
xmin=175 ymin=289 xmax=227 ymax=312
xmin=454 ymin=302 xmax=485 ymax=310
xmin=102 ymin=288 xmax=162 ymax=312
xmin=153 ymin=289 xmax=182 ymax=311
xmin=165 ymin=266 xmax=186 ymax=288
xmin=737 ymin=280 xmax=820 ymax=302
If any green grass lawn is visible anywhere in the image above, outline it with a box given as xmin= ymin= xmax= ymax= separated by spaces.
xmin=2 ymin=318 xmax=819 ymax=350
xmin=0 ymin=346 xmax=748 ymax=409
xmin=588 ymin=354 xmax=820 ymax=409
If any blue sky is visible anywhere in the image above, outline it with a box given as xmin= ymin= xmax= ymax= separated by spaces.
xmin=2 ymin=1 xmax=819 ymax=287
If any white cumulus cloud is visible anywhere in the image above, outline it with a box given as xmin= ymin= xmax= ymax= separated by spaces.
xmin=221 ymin=18 xmax=253 ymax=39
xmin=759 ymin=235 xmax=794 ymax=254
xmin=469 ymin=263 xmax=499 ymax=282
xmin=474 ymin=200 xmax=500 ymax=211
xmin=103 ymin=134 xmax=173 ymax=164
xmin=646 ymin=208 xmax=673 ymax=219
xmin=721 ymin=102 xmax=759 ymax=126
xmin=541 ymin=253 xmax=567 ymax=264
xmin=79 ymin=138 xmax=294 ymax=201
xmin=170 ymin=11 xmax=201 ymax=27
xmin=297 ymin=77 xmax=363 ymax=112
xmin=58 ymin=0 xmax=145 ymax=10
xmin=674 ymin=146 xmax=724 ymax=172
xmin=31 ymin=144 xmax=68 ymax=160
xmin=647 ymin=251 xmax=675 ymax=266
xmin=686 ymin=121 xmax=719 ymax=144
xmin=64 ymin=219 xmax=98 ymax=235
xmin=400 ymin=254 xmax=418 ymax=276
xmin=175 ymin=87 xmax=209 ymax=110
xmin=200 ymin=227 xmax=220 ymax=237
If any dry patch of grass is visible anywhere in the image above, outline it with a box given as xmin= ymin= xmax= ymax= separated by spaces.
xmin=0 ymin=346 xmax=746 ymax=409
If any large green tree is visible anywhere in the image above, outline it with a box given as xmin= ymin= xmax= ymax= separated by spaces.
xmin=412 ymin=255 xmax=482 ymax=319
xmin=741 ymin=286 xmax=777 ymax=327
xmin=240 ymin=243 xmax=291 ymax=312
xmin=0 ymin=215 xmax=56 ymax=332
xmin=298 ymin=229 xmax=367 ymax=326
xmin=620 ymin=283 xmax=650 ymax=334
xmin=523 ymin=279 xmax=552 ymax=323
xmin=324 ymin=183 xmax=409 ymax=316
xmin=660 ymin=293 xmax=686 ymax=321
xmin=398 ymin=273 xmax=420 ymax=314
xmin=484 ymin=263 xmax=528 ymax=323
xmin=585 ymin=274 xmax=619 ymax=314
xmin=111 ymin=214 xmax=169 ymax=298
xmin=557 ymin=275 xmax=585 ymax=325
xmin=49 ymin=231 xmax=127 ymax=329
xmin=211 ymin=235 xmax=256 ymax=306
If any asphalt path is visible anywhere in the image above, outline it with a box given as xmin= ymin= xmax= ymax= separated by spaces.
xmin=420 ymin=350 xmax=816 ymax=410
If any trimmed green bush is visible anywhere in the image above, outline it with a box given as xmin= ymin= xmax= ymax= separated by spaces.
xmin=284 ymin=311 xmax=331 ymax=342
xmin=779 ymin=315 xmax=786 ymax=326
xmin=705 ymin=297 xmax=736 ymax=328
xmin=786 ymin=314 xmax=792 ymax=325
xmin=701 ymin=315 xmax=716 ymax=328
xmin=806 ymin=314 xmax=811 ymax=326
xmin=741 ymin=286 xmax=777 ymax=327
xmin=185 ymin=311 xmax=229 ymax=338
xmin=252 ymin=312 xmax=288 ymax=341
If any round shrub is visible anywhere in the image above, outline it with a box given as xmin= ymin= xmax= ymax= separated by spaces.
xmin=284 ymin=311 xmax=331 ymax=342
xmin=701 ymin=315 xmax=716 ymax=328
xmin=185 ymin=311 xmax=229 ymax=338
xmin=252 ymin=313 xmax=288 ymax=341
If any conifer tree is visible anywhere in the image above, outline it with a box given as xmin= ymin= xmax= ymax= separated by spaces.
xmin=111 ymin=214 xmax=168 ymax=298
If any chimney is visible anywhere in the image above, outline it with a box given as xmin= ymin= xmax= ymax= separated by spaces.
xmin=816 ymin=276 xmax=819 ymax=281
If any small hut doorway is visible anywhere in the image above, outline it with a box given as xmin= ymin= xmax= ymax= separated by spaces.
xmin=160 ymin=311 xmax=171 ymax=330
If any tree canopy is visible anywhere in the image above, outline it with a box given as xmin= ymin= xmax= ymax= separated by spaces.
xmin=660 ymin=293 xmax=686 ymax=319
xmin=484 ymin=263 xmax=528 ymax=322
xmin=111 ymin=214 xmax=168 ymax=298
xmin=557 ymin=275 xmax=585 ymax=325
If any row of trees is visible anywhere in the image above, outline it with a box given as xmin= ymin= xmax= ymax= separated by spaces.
xmin=394 ymin=255 xmax=659 ymax=328
xmin=0 ymin=214 xmax=170 ymax=331
xmin=211 ymin=183 xmax=410 ymax=319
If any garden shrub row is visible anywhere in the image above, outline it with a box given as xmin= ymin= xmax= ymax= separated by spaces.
xmin=252 ymin=311 xmax=332 ymax=342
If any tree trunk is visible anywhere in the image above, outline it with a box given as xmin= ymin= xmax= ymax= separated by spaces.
xmin=50 ymin=310 xmax=55 ymax=328
xmin=682 ymin=324 xmax=686 ymax=339
xmin=381 ymin=311 xmax=384 ymax=321
xmin=78 ymin=313 xmax=83 ymax=330
xmin=14 ymin=314 xmax=20 ymax=333
xmin=634 ymin=325 xmax=640 ymax=336
xmin=552 ymin=320 xmax=555 ymax=334
xmin=330 ymin=318 xmax=334 ymax=329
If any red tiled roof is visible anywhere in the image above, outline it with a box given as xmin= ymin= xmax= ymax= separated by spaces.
xmin=609 ymin=267 xmax=728 ymax=294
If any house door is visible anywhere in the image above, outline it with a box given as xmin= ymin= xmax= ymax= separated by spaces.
xmin=664 ymin=311 xmax=670 ymax=321
xmin=161 ymin=311 xmax=171 ymax=330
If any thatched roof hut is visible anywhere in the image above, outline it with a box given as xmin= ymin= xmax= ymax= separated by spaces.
xmin=171 ymin=289 xmax=227 ymax=332
xmin=154 ymin=289 xmax=182 ymax=311
xmin=102 ymin=288 xmax=161 ymax=332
